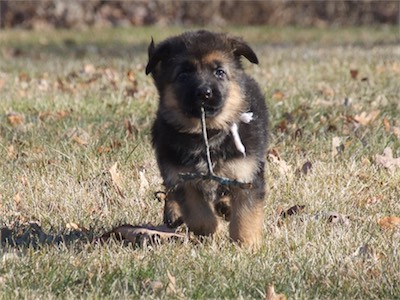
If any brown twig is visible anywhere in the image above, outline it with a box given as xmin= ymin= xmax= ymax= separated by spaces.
xmin=178 ymin=106 xmax=251 ymax=189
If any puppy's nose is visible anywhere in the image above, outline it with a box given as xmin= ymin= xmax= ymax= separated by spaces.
xmin=196 ymin=86 xmax=213 ymax=101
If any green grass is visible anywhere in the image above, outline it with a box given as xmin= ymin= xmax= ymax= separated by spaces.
xmin=1 ymin=25 xmax=400 ymax=299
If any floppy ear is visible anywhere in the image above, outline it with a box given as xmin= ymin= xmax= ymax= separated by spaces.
xmin=230 ymin=38 xmax=259 ymax=64
xmin=145 ymin=38 xmax=171 ymax=75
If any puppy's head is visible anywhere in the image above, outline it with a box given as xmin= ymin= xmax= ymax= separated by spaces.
xmin=146 ymin=30 xmax=258 ymax=132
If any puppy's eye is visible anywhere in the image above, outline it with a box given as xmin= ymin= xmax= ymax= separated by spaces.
xmin=214 ymin=68 xmax=226 ymax=79
xmin=176 ymin=72 xmax=189 ymax=81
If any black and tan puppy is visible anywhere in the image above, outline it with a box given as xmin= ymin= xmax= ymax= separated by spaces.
xmin=146 ymin=30 xmax=268 ymax=247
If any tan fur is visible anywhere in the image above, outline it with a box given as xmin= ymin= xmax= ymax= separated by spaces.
xmin=201 ymin=51 xmax=229 ymax=66
xmin=229 ymin=189 xmax=264 ymax=247
xmin=162 ymin=80 xmax=245 ymax=134
xmin=216 ymin=155 xmax=259 ymax=183
xmin=181 ymin=183 xmax=221 ymax=236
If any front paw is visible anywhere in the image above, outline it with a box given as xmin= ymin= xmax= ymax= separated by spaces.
xmin=163 ymin=199 xmax=183 ymax=228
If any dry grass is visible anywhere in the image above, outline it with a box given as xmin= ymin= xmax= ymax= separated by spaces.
xmin=0 ymin=26 xmax=399 ymax=299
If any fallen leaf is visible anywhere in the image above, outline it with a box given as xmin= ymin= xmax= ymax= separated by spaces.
xmin=65 ymin=127 xmax=90 ymax=146
xmin=383 ymin=117 xmax=391 ymax=133
xmin=166 ymin=271 xmax=178 ymax=296
xmin=332 ymin=136 xmax=344 ymax=158
xmin=378 ymin=216 xmax=400 ymax=230
xmin=265 ymin=285 xmax=286 ymax=300
xmin=326 ymin=212 xmax=350 ymax=226
xmin=268 ymin=150 xmax=292 ymax=176
xmin=100 ymin=224 xmax=185 ymax=246
xmin=393 ymin=127 xmax=400 ymax=138
xmin=154 ymin=191 xmax=167 ymax=202
xmin=272 ymin=90 xmax=284 ymax=101
xmin=7 ymin=112 xmax=25 ymax=126
xmin=350 ymin=69 xmax=359 ymax=79
xmin=374 ymin=147 xmax=400 ymax=171
xmin=109 ymin=162 xmax=125 ymax=198
xmin=280 ymin=205 xmax=305 ymax=219
xmin=354 ymin=110 xmax=380 ymax=126
xmin=277 ymin=205 xmax=305 ymax=227
xmin=141 ymin=279 xmax=164 ymax=295
xmin=139 ymin=170 xmax=149 ymax=195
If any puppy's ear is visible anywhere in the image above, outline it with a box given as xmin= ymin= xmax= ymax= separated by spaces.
xmin=145 ymin=39 xmax=171 ymax=75
xmin=229 ymin=38 xmax=259 ymax=65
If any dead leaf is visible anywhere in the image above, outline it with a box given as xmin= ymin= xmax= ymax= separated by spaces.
xmin=154 ymin=191 xmax=167 ymax=202
xmin=100 ymin=224 xmax=185 ymax=246
xmin=7 ymin=145 xmax=17 ymax=160
xmin=7 ymin=112 xmax=25 ymax=126
xmin=393 ymin=127 xmax=400 ymax=138
xmin=139 ymin=170 xmax=149 ymax=195
xmin=280 ymin=205 xmax=305 ymax=219
xmin=326 ymin=212 xmax=350 ymax=226
xmin=277 ymin=205 xmax=305 ymax=227
xmin=318 ymin=83 xmax=335 ymax=98
xmin=378 ymin=216 xmax=400 ymax=230
xmin=141 ymin=279 xmax=164 ymax=295
xmin=272 ymin=90 xmax=284 ymax=101
xmin=65 ymin=127 xmax=90 ymax=146
xmin=383 ymin=117 xmax=391 ymax=133
xmin=375 ymin=147 xmax=400 ymax=171
xmin=265 ymin=285 xmax=286 ymax=300
xmin=109 ymin=162 xmax=125 ymax=198
xmin=332 ymin=136 xmax=344 ymax=158
xmin=350 ymin=69 xmax=359 ymax=79
xmin=268 ymin=150 xmax=292 ymax=176
xmin=354 ymin=110 xmax=380 ymax=126
xmin=166 ymin=271 xmax=178 ymax=296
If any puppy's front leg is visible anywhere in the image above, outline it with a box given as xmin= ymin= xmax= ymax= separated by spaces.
xmin=229 ymin=187 xmax=264 ymax=247
xmin=181 ymin=183 xmax=221 ymax=236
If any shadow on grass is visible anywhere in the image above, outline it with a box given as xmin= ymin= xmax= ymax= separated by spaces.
xmin=0 ymin=222 xmax=185 ymax=249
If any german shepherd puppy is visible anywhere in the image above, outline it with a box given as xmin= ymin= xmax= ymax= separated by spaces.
xmin=146 ymin=30 xmax=268 ymax=247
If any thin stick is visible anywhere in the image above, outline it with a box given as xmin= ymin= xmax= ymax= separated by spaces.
xmin=178 ymin=105 xmax=251 ymax=189
xmin=200 ymin=106 xmax=214 ymax=175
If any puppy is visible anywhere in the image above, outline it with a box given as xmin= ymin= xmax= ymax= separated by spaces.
xmin=146 ymin=30 xmax=268 ymax=247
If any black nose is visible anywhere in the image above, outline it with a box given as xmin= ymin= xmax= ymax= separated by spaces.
xmin=196 ymin=86 xmax=212 ymax=101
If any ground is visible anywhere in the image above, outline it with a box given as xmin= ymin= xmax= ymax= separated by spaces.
xmin=0 ymin=26 xmax=399 ymax=299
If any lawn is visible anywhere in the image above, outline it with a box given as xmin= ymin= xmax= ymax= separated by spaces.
xmin=0 ymin=25 xmax=399 ymax=299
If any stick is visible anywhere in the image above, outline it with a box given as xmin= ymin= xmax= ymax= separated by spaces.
xmin=178 ymin=105 xmax=251 ymax=189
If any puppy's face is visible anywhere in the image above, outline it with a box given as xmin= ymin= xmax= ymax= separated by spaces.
xmin=146 ymin=30 xmax=258 ymax=132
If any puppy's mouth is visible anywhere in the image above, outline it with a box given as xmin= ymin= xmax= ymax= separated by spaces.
xmin=202 ymin=104 xmax=222 ymax=117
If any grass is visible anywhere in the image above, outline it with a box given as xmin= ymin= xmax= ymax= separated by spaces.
xmin=1 ymin=25 xmax=400 ymax=299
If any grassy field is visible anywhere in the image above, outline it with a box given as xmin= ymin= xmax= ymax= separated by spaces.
xmin=1 ymin=26 xmax=400 ymax=299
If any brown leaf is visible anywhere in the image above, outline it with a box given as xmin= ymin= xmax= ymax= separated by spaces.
xmin=332 ymin=136 xmax=343 ymax=158
xmin=109 ymin=162 xmax=125 ymax=198
xmin=383 ymin=117 xmax=391 ymax=133
xmin=378 ymin=216 xmax=400 ymax=230
xmin=100 ymin=224 xmax=185 ymax=246
xmin=268 ymin=150 xmax=292 ymax=176
xmin=326 ymin=212 xmax=350 ymax=226
xmin=154 ymin=191 xmax=167 ymax=202
xmin=7 ymin=112 xmax=25 ymax=126
xmin=272 ymin=90 xmax=284 ymax=101
xmin=65 ymin=127 xmax=90 ymax=146
xmin=375 ymin=147 xmax=400 ymax=171
xmin=280 ymin=205 xmax=305 ymax=219
xmin=265 ymin=285 xmax=286 ymax=300
xmin=350 ymin=69 xmax=359 ymax=79
xmin=354 ymin=110 xmax=380 ymax=126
